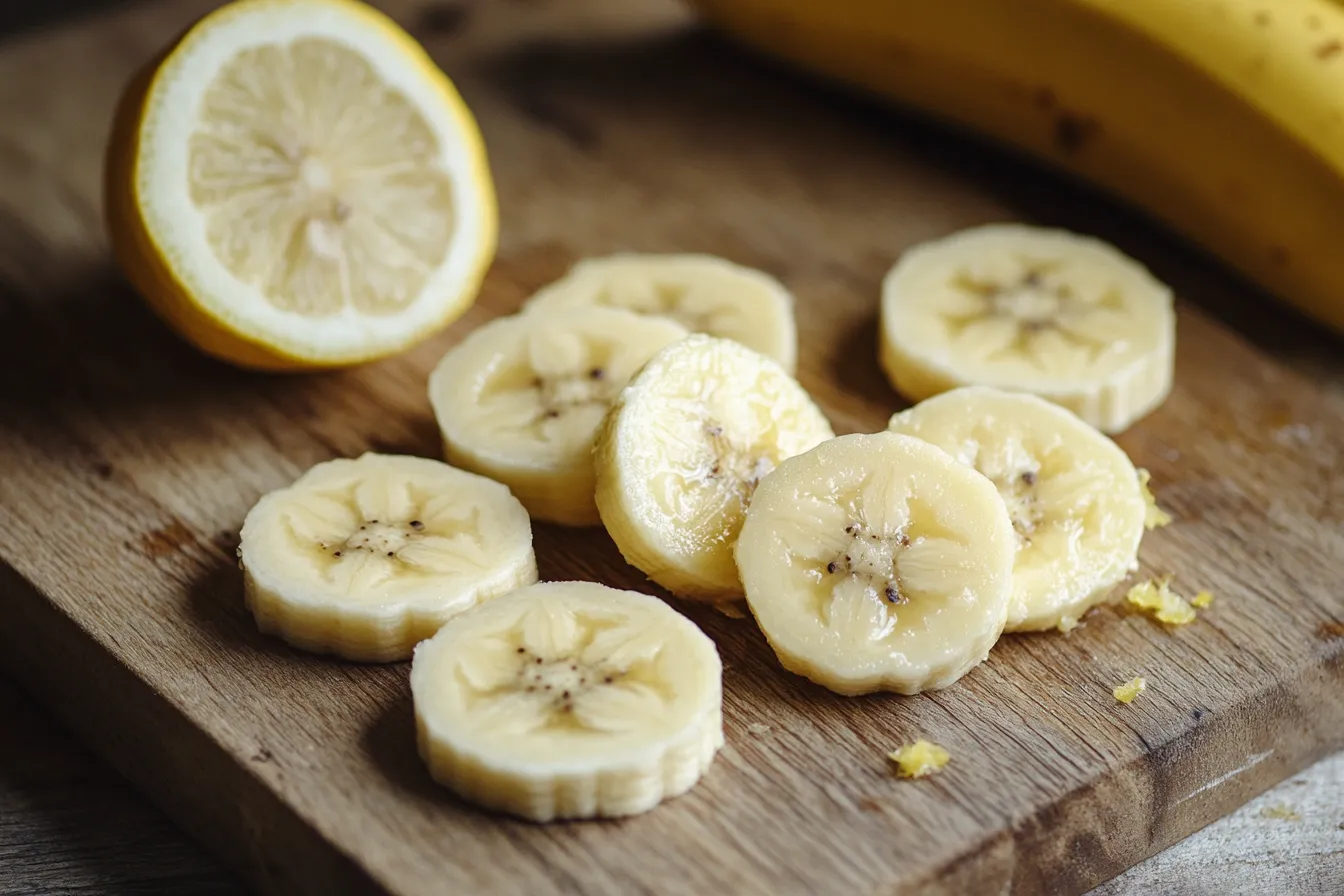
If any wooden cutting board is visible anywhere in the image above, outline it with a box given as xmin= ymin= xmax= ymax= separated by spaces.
xmin=0 ymin=1 xmax=1340 ymax=893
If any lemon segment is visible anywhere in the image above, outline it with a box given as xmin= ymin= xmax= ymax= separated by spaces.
xmin=105 ymin=0 xmax=497 ymax=369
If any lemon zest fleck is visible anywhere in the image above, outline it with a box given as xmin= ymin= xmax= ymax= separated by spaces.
xmin=887 ymin=740 xmax=950 ymax=778
xmin=1113 ymin=676 xmax=1147 ymax=704
xmin=1137 ymin=468 xmax=1172 ymax=529
xmin=1127 ymin=576 xmax=1196 ymax=625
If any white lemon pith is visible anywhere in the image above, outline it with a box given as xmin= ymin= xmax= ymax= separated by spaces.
xmin=427 ymin=307 xmax=690 ymax=526
xmin=734 ymin=431 xmax=1016 ymax=695
xmin=880 ymin=224 xmax=1176 ymax=432
xmin=108 ymin=0 xmax=496 ymax=368
xmin=594 ymin=334 xmax=834 ymax=602
xmin=523 ymin=253 xmax=799 ymax=372
xmin=411 ymin=581 xmax=723 ymax=821
xmin=239 ymin=452 xmax=536 ymax=661
xmin=887 ymin=387 xmax=1146 ymax=633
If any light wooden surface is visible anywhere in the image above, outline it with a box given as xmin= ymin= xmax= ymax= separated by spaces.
xmin=3 ymin=671 xmax=1337 ymax=894
xmin=0 ymin=0 xmax=1341 ymax=894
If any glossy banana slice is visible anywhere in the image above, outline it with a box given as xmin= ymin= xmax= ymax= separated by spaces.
xmin=879 ymin=223 xmax=1176 ymax=433
xmin=523 ymin=253 xmax=798 ymax=372
xmin=427 ymin=307 xmax=689 ymax=526
xmin=735 ymin=431 xmax=1016 ymax=695
xmin=238 ymin=452 xmax=537 ymax=662
xmin=887 ymin=386 xmax=1146 ymax=632
xmin=594 ymin=334 xmax=834 ymax=602
xmin=411 ymin=581 xmax=723 ymax=821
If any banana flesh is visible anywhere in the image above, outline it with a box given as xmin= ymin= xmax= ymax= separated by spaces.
xmin=594 ymin=334 xmax=834 ymax=602
xmin=238 ymin=452 xmax=537 ymax=662
xmin=880 ymin=223 xmax=1175 ymax=433
xmin=523 ymin=253 xmax=799 ymax=373
xmin=735 ymin=431 xmax=1016 ymax=695
xmin=427 ymin=307 xmax=689 ymax=526
xmin=411 ymin=581 xmax=723 ymax=821
xmin=887 ymin=386 xmax=1146 ymax=632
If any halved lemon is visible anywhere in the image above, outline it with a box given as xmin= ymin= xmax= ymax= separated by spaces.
xmin=104 ymin=0 xmax=497 ymax=370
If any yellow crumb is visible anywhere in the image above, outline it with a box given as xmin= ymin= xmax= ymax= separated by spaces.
xmin=1113 ymin=677 xmax=1147 ymax=704
xmin=1137 ymin=468 xmax=1172 ymax=529
xmin=887 ymin=740 xmax=950 ymax=778
xmin=1259 ymin=803 xmax=1301 ymax=822
xmin=1127 ymin=576 xmax=1196 ymax=625
xmin=1191 ymin=589 xmax=1215 ymax=609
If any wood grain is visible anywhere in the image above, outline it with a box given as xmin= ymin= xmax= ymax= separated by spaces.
xmin=1 ymin=670 xmax=1338 ymax=895
xmin=0 ymin=0 xmax=1341 ymax=894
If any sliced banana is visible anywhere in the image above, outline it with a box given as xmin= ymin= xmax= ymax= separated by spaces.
xmin=887 ymin=386 xmax=1146 ymax=633
xmin=879 ymin=223 xmax=1176 ymax=433
xmin=522 ymin=253 xmax=798 ymax=372
xmin=411 ymin=581 xmax=723 ymax=821
xmin=734 ymin=431 xmax=1016 ymax=696
xmin=594 ymin=334 xmax=834 ymax=602
xmin=427 ymin=307 xmax=689 ymax=526
xmin=239 ymin=452 xmax=536 ymax=662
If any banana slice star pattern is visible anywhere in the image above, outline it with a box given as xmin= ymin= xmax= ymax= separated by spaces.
xmin=879 ymin=223 xmax=1176 ymax=433
xmin=427 ymin=307 xmax=689 ymax=526
xmin=523 ymin=253 xmax=798 ymax=372
xmin=595 ymin=334 xmax=834 ymax=603
xmin=411 ymin=581 xmax=723 ymax=821
xmin=239 ymin=452 xmax=536 ymax=662
xmin=887 ymin=386 xmax=1146 ymax=633
xmin=734 ymin=431 xmax=1016 ymax=695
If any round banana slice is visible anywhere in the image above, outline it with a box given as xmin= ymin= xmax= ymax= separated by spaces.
xmin=887 ymin=386 xmax=1146 ymax=632
xmin=427 ymin=307 xmax=689 ymax=526
xmin=239 ymin=452 xmax=537 ymax=662
xmin=411 ymin=581 xmax=723 ymax=821
xmin=594 ymin=334 xmax=834 ymax=602
xmin=522 ymin=253 xmax=798 ymax=373
xmin=879 ymin=223 xmax=1176 ymax=433
xmin=735 ymin=431 xmax=1015 ymax=696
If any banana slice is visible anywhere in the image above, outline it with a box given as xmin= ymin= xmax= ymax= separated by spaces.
xmin=887 ymin=386 xmax=1146 ymax=632
xmin=879 ymin=223 xmax=1176 ymax=433
xmin=411 ymin=581 xmax=723 ymax=821
xmin=522 ymin=253 xmax=798 ymax=372
xmin=239 ymin=452 xmax=536 ymax=662
xmin=735 ymin=431 xmax=1015 ymax=695
xmin=594 ymin=334 xmax=834 ymax=602
xmin=427 ymin=308 xmax=689 ymax=526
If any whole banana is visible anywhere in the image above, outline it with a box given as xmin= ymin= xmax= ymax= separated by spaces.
xmin=685 ymin=0 xmax=1344 ymax=336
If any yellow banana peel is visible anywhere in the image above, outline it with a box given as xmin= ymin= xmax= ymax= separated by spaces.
xmin=686 ymin=0 xmax=1344 ymax=336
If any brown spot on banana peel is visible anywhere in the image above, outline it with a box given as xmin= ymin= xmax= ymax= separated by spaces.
xmin=1316 ymin=39 xmax=1342 ymax=61
xmin=1053 ymin=111 xmax=1101 ymax=154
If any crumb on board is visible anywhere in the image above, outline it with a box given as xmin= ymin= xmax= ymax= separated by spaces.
xmin=746 ymin=722 xmax=771 ymax=736
xmin=887 ymin=740 xmax=950 ymax=779
xmin=1113 ymin=677 xmax=1147 ymax=704
xmin=1057 ymin=615 xmax=1080 ymax=634
xmin=1127 ymin=576 xmax=1196 ymax=625
xmin=1259 ymin=803 xmax=1302 ymax=822
xmin=1137 ymin=468 xmax=1172 ymax=529
xmin=1191 ymin=589 xmax=1215 ymax=609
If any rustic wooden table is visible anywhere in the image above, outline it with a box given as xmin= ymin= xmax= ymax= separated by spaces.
xmin=2 ymin=673 xmax=1338 ymax=894
xmin=1 ymin=1 xmax=1341 ymax=893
